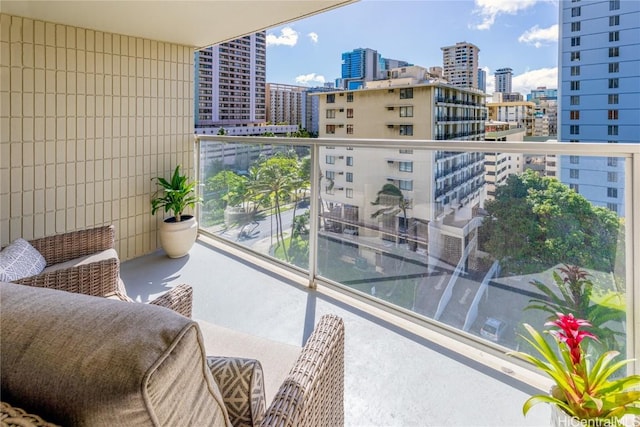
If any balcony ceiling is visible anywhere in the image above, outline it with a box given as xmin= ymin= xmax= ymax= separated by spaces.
xmin=0 ymin=0 xmax=357 ymax=49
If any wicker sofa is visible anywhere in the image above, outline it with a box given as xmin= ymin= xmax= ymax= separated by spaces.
xmin=0 ymin=283 xmax=345 ymax=427
xmin=1 ymin=225 xmax=192 ymax=317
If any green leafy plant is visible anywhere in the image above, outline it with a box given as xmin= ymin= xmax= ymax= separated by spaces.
xmin=151 ymin=165 xmax=201 ymax=222
xmin=509 ymin=313 xmax=640 ymax=424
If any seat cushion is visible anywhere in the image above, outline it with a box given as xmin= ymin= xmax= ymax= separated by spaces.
xmin=41 ymin=248 xmax=119 ymax=273
xmin=0 ymin=283 xmax=232 ymax=427
xmin=0 ymin=238 xmax=46 ymax=281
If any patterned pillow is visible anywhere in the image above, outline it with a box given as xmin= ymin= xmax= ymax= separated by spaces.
xmin=0 ymin=238 xmax=47 ymax=281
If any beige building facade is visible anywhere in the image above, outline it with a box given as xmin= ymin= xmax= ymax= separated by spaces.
xmin=487 ymin=101 xmax=536 ymax=136
xmin=316 ymin=68 xmax=486 ymax=267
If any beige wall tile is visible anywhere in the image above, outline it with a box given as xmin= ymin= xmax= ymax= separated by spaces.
xmin=1 ymin=14 xmax=194 ymax=259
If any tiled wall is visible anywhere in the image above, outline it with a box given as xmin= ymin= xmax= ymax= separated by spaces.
xmin=0 ymin=14 xmax=195 ymax=260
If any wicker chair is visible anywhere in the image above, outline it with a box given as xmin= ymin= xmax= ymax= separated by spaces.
xmin=6 ymin=225 xmax=193 ymax=318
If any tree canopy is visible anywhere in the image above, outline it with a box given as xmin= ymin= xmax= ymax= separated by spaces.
xmin=480 ymin=170 xmax=620 ymax=274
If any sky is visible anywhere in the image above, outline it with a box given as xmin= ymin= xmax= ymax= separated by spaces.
xmin=265 ymin=0 xmax=560 ymax=96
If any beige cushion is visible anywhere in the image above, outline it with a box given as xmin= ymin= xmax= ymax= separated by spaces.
xmin=0 ymin=283 xmax=232 ymax=427
xmin=41 ymin=248 xmax=119 ymax=273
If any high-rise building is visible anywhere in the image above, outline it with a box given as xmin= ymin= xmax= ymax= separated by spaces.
xmin=559 ymin=0 xmax=640 ymax=217
xmin=338 ymin=48 xmax=410 ymax=90
xmin=194 ymin=31 xmax=266 ymax=130
xmin=266 ymin=83 xmax=306 ymax=127
xmin=478 ymin=68 xmax=487 ymax=92
xmin=315 ymin=66 xmax=487 ymax=267
xmin=494 ymin=67 xmax=513 ymax=93
xmin=441 ymin=42 xmax=480 ymax=89
xmin=527 ymin=87 xmax=558 ymax=103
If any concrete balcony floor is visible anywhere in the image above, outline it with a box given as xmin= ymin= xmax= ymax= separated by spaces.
xmin=121 ymin=236 xmax=550 ymax=427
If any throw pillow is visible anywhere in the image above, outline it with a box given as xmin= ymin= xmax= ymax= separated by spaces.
xmin=0 ymin=238 xmax=47 ymax=281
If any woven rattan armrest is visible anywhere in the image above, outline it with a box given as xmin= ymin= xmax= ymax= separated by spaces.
xmin=12 ymin=258 xmax=120 ymax=297
xmin=207 ymin=356 xmax=266 ymax=427
xmin=28 ymin=225 xmax=115 ymax=266
xmin=261 ymin=314 xmax=345 ymax=427
xmin=148 ymin=284 xmax=193 ymax=318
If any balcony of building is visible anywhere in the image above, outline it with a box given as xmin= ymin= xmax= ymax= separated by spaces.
xmin=2 ymin=3 xmax=639 ymax=426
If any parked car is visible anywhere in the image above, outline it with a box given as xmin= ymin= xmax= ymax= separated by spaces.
xmin=343 ymin=227 xmax=359 ymax=236
xmin=480 ymin=317 xmax=507 ymax=342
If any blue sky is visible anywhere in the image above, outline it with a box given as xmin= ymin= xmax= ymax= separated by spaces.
xmin=265 ymin=0 xmax=559 ymax=95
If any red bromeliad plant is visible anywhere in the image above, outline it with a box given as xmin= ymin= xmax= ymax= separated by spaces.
xmin=510 ymin=313 xmax=640 ymax=424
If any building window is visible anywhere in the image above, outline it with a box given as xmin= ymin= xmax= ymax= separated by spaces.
xmin=608 ymin=94 xmax=619 ymax=104
xmin=571 ymin=7 xmax=581 ymax=16
xmin=609 ymin=62 xmax=619 ymax=73
xmin=608 ymin=78 xmax=619 ymax=89
xmin=399 ymin=180 xmax=413 ymax=191
xmin=326 ymin=155 xmax=335 ymax=165
xmin=569 ymin=183 xmax=579 ymax=192
xmin=608 ymin=140 xmax=618 ymax=144
xmin=571 ymin=21 xmax=581 ymax=31
xmin=346 ymin=108 xmax=354 ymax=118
xmin=570 ymin=155 xmax=580 ymax=164
xmin=610 ymin=0 xmax=620 ymax=10
xmin=346 ymin=172 xmax=353 ymax=182
xmin=608 ymin=110 xmax=619 ymax=120
xmin=346 ymin=188 xmax=353 ymax=198
xmin=326 ymin=124 xmax=336 ymax=134
xmin=570 ymin=110 xmax=580 ymax=120
xmin=607 ymin=203 xmax=618 ymax=213
xmin=609 ymin=15 xmax=620 ymax=26
xmin=399 ymin=106 xmax=413 ymax=117
xmin=399 ymin=88 xmax=413 ymax=99
xmin=399 ymin=125 xmax=413 ymax=136
xmin=346 ymin=124 xmax=354 ymax=134
xmin=399 ymin=161 xmax=413 ymax=172
xmin=326 ymin=94 xmax=335 ymax=103
xmin=608 ymin=157 xmax=619 ymax=167
xmin=570 ymin=81 xmax=581 ymax=90
xmin=347 ymin=92 xmax=354 ymax=102
xmin=608 ymin=171 xmax=618 ymax=182
xmin=608 ymin=125 xmax=618 ymax=135
xmin=570 ymin=95 xmax=580 ymax=105
xmin=570 ymin=125 xmax=579 ymax=135
xmin=570 ymin=169 xmax=579 ymax=179
xmin=609 ymin=31 xmax=620 ymax=42
xmin=570 ymin=51 xmax=581 ymax=61
xmin=346 ymin=156 xmax=353 ymax=166
xmin=609 ymin=47 xmax=619 ymax=57
xmin=571 ymin=66 xmax=580 ymax=76
xmin=326 ymin=109 xmax=336 ymax=119
xmin=571 ymin=36 xmax=580 ymax=46
xmin=325 ymin=185 xmax=334 ymax=195
xmin=399 ymin=149 xmax=413 ymax=154
xmin=607 ymin=187 xmax=618 ymax=198
xmin=325 ymin=170 xmax=335 ymax=180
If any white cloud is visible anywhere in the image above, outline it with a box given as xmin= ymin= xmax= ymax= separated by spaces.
xmin=295 ymin=73 xmax=326 ymax=86
xmin=483 ymin=66 xmax=496 ymax=94
xmin=266 ymin=27 xmax=299 ymax=47
xmin=518 ymin=24 xmax=558 ymax=47
xmin=471 ymin=0 xmax=542 ymax=30
xmin=512 ymin=67 xmax=558 ymax=95
xmin=308 ymin=32 xmax=319 ymax=43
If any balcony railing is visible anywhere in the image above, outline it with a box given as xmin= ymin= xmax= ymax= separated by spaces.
xmin=195 ymin=135 xmax=640 ymax=379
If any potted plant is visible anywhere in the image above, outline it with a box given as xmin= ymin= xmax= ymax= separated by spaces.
xmin=509 ymin=313 xmax=640 ymax=426
xmin=151 ymin=165 xmax=202 ymax=258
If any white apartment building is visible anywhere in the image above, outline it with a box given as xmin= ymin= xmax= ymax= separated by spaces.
xmin=266 ymin=83 xmax=306 ymax=126
xmin=441 ymin=42 xmax=480 ymax=89
xmin=483 ymin=123 xmax=525 ymax=199
xmin=315 ymin=66 xmax=486 ymax=269
xmin=194 ymin=32 xmax=266 ymax=130
xmin=487 ymin=101 xmax=536 ymax=136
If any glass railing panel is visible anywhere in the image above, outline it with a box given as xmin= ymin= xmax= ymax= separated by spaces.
xmin=315 ymin=145 xmax=628 ymax=360
xmin=198 ymin=138 xmax=312 ymax=270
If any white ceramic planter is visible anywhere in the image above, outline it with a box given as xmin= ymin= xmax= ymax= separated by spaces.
xmin=159 ymin=215 xmax=198 ymax=258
